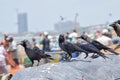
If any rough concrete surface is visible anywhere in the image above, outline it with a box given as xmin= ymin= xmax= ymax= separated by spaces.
xmin=11 ymin=54 xmax=120 ymax=80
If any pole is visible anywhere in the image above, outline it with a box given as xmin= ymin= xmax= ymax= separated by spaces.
xmin=74 ymin=13 xmax=78 ymax=33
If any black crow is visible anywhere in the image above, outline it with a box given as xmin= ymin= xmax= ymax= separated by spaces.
xmin=80 ymin=35 xmax=119 ymax=55
xmin=109 ymin=20 xmax=120 ymax=37
xmin=76 ymin=43 xmax=107 ymax=59
xmin=33 ymin=46 xmax=54 ymax=60
xmin=20 ymin=40 xmax=54 ymax=66
xmin=58 ymin=34 xmax=89 ymax=60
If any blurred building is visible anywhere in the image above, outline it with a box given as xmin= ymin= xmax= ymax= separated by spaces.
xmin=80 ymin=23 xmax=109 ymax=34
xmin=17 ymin=13 xmax=28 ymax=34
xmin=54 ymin=20 xmax=79 ymax=33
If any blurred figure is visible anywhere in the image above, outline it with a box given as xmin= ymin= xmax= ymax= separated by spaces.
xmin=6 ymin=36 xmax=23 ymax=75
xmin=1 ymin=34 xmax=10 ymax=65
xmin=96 ymin=29 xmax=113 ymax=46
xmin=2 ymin=34 xmax=9 ymax=50
xmin=69 ymin=29 xmax=78 ymax=38
xmin=6 ymin=36 xmax=19 ymax=68
xmin=42 ymin=32 xmax=51 ymax=51
xmin=112 ymin=37 xmax=120 ymax=44
xmin=0 ymin=42 xmax=8 ymax=75
xmin=112 ymin=37 xmax=120 ymax=50
xmin=107 ymin=28 xmax=112 ymax=38
xmin=94 ymin=30 xmax=101 ymax=39
xmin=82 ymin=32 xmax=88 ymax=37
xmin=39 ymin=33 xmax=44 ymax=48
xmin=64 ymin=32 xmax=69 ymax=39
xmin=64 ymin=32 xmax=71 ymax=42
xmin=69 ymin=29 xmax=78 ymax=43
xmin=31 ymin=37 xmax=37 ymax=48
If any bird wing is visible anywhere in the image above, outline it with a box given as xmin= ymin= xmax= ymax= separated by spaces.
xmin=64 ymin=42 xmax=88 ymax=53
xmin=78 ymin=43 xmax=108 ymax=59
xmin=59 ymin=43 xmax=67 ymax=52
xmin=77 ymin=43 xmax=98 ymax=53
xmin=93 ymin=40 xmax=119 ymax=55
xmin=64 ymin=42 xmax=77 ymax=51
xmin=92 ymin=40 xmax=109 ymax=50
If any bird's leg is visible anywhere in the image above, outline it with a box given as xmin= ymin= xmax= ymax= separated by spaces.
xmin=65 ymin=54 xmax=69 ymax=60
xmin=31 ymin=61 xmax=34 ymax=66
xmin=84 ymin=53 xmax=88 ymax=59
xmin=62 ymin=53 xmax=68 ymax=61
xmin=37 ymin=60 xmax=40 ymax=66
xmin=33 ymin=60 xmax=39 ymax=66
xmin=67 ymin=53 xmax=72 ymax=61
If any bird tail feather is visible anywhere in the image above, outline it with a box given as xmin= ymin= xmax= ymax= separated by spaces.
xmin=107 ymin=48 xmax=119 ymax=55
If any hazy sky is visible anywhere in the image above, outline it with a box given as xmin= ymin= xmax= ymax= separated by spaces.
xmin=0 ymin=0 xmax=120 ymax=33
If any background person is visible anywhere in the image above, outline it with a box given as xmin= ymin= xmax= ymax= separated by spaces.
xmin=96 ymin=29 xmax=113 ymax=46
xmin=0 ymin=42 xmax=8 ymax=75
xmin=6 ymin=36 xmax=22 ymax=74
xmin=2 ymin=34 xmax=9 ymax=50
xmin=7 ymin=36 xmax=19 ymax=67
xmin=31 ymin=37 xmax=37 ymax=48
xmin=69 ymin=29 xmax=78 ymax=43
xmin=42 ymin=34 xmax=51 ymax=52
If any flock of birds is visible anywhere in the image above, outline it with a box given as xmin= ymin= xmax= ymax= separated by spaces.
xmin=2 ymin=20 xmax=119 ymax=80
xmin=19 ymin=20 xmax=120 ymax=66
xmin=59 ymin=20 xmax=120 ymax=60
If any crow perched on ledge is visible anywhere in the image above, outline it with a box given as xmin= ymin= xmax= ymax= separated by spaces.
xmin=109 ymin=20 xmax=120 ymax=50
xmin=58 ymin=34 xmax=89 ymax=60
xmin=76 ymin=43 xmax=107 ymax=59
xmin=80 ymin=35 xmax=120 ymax=55
xmin=20 ymin=40 xmax=54 ymax=66
xmin=109 ymin=20 xmax=120 ymax=37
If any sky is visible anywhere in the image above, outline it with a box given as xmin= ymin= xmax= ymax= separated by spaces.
xmin=0 ymin=0 xmax=120 ymax=33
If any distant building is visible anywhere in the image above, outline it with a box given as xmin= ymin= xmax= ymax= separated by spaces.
xmin=17 ymin=13 xmax=28 ymax=34
xmin=79 ymin=23 xmax=109 ymax=34
xmin=54 ymin=20 xmax=79 ymax=33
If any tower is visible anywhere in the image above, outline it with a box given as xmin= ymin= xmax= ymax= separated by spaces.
xmin=17 ymin=13 xmax=28 ymax=34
